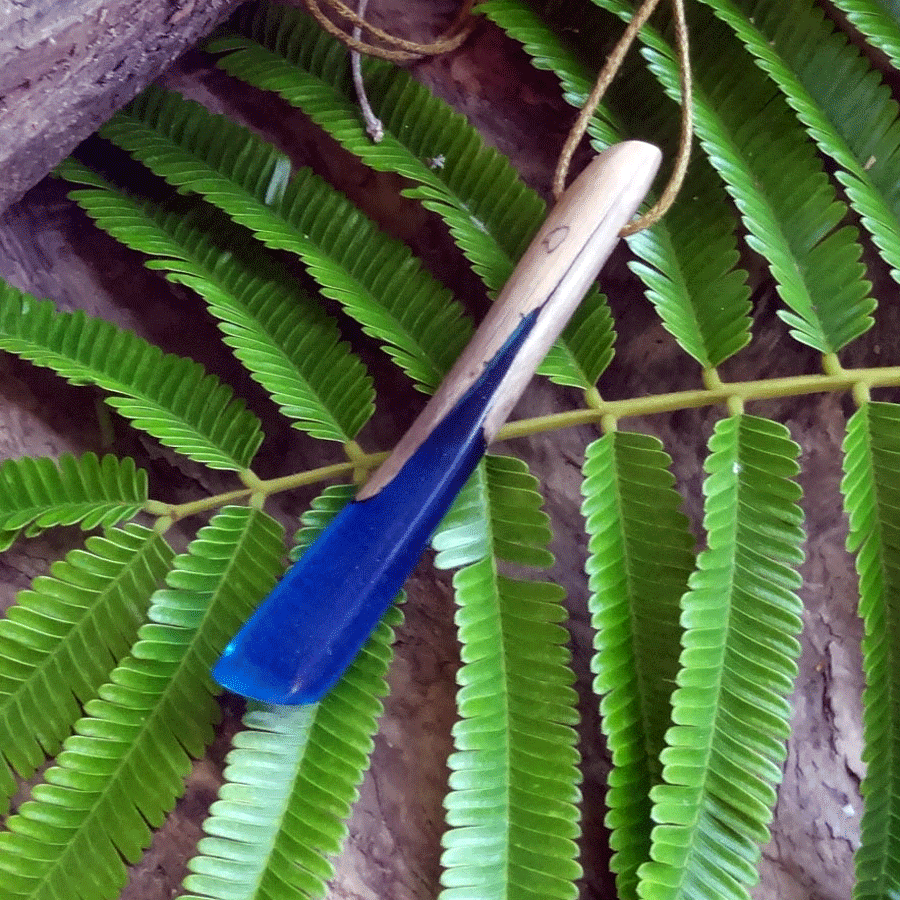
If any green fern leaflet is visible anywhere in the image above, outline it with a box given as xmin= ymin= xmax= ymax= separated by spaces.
xmin=433 ymin=456 xmax=581 ymax=900
xmin=0 ymin=507 xmax=284 ymax=900
xmin=842 ymin=402 xmax=900 ymax=900
xmin=57 ymin=159 xmax=375 ymax=444
xmin=581 ymin=432 xmax=694 ymax=900
xmin=640 ymin=416 xmax=804 ymax=900
xmin=0 ymin=279 xmax=263 ymax=472
xmin=0 ymin=452 xmax=146 ymax=548
xmin=208 ymin=2 xmax=616 ymax=389
xmin=99 ymin=84 xmax=472 ymax=393
xmin=0 ymin=524 xmax=173 ymax=811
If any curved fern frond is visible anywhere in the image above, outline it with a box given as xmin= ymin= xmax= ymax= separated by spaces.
xmin=0 ymin=507 xmax=285 ymax=900
xmin=841 ymin=402 xmax=900 ymax=900
xmin=581 ymin=432 xmax=694 ymax=900
xmin=479 ymin=0 xmax=753 ymax=369
xmin=0 ymin=278 xmax=263 ymax=471
xmin=183 ymin=484 xmax=402 ymax=900
xmin=431 ymin=467 xmax=492 ymax=570
xmin=208 ymin=0 xmax=614 ymax=389
xmin=487 ymin=0 xmax=873 ymax=356
xmin=639 ymin=415 xmax=804 ymax=900
xmin=0 ymin=524 xmax=173 ymax=811
xmin=100 ymin=85 xmax=472 ymax=393
xmin=829 ymin=0 xmax=900 ymax=69
xmin=625 ymin=152 xmax=751 ymax=369
xmin=58 ymin=159 xmax=375 ymax=443
xmin=700 ymin=0 xmax=900 ymax=286
xmin=0 ymin=452 xmax=146 ymax=550
xmin=588 ymin=0 xmax=875 ymax=354
xmin=432 ymin=455 xmax=581 ymax=900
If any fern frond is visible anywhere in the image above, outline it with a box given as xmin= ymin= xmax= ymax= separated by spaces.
xmin=480 ymin=0 xmax=753 ymax=368
xmin=208 ymin=0 xmax=615 ymax=389
xmin=0 ymin=507 xmax=285 ymax=900
xmin=0 ymin=524 xmax=173 ymax=811
xmin=513 ymin=0 xmax=873 ymax=355
xmin=0 ymin=452 xmax=146 ymax=550
xmin=625 ymin=155 xmax=751 ymax=369
xmin=0 ymin=278 xmax=263 ymax=471
xmin=100 ymin=85 xmax=472 ymax=393
xmin=639 ymin=415 xmax=804 ymax=900
xmin=841 ymin=402 xmax=900 ymax=900
xmin=58 ymin=159 xmax=375 ymax=443
xmin=183 ymin=484 xmax=402 ymax=900
xmin=829 ymin=0 xmax=900 ymax=69
xmin=591 ymin=0 xmax=876 ymax=353
xmin=431 ymin=467 xmax=492 ymax=570
xmin=700 ymin=0 xmax=900 ymax=286
xmin=581 ymin=432 xmax=694 ymax=900
xmin=432 ymin=456 xmax=581 ymax=900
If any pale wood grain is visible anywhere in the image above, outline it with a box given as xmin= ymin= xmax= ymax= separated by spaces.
xmin=359 ymin=140 xmax=661 ymax=499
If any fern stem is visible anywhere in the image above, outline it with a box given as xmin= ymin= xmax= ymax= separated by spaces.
xmin=259 ymin=453 xmax=388 ymax=493
xmin=145 ymin=456 xmax=389 ymax=522
xmin=144 ymin=489 xmax=254 ymax=522
xmin=143 ymin=365 xmax=900 ymax=523
xmin=500 ymin=365 xmax=900 ymax=438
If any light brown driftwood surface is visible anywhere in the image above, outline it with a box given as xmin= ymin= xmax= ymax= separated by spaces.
xmin=0 ymin=0 xmax=242 ymax=213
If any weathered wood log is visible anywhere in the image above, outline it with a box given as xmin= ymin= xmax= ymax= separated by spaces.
xmin=0 ymin=0 xmax=243 ymax=213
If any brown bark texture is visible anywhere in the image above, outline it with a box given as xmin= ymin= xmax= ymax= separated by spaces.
xmin=0 ymin=0 xmax=242 ymax=213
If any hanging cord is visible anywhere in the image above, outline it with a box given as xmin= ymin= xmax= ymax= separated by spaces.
xmin=351 ymin=0 xmax=385 ymax=141
xmin=553 ymin=0 xmax=692 ymax=236
xmin=303 ymin=0 xmax=475 ymax=62
xmin=306 ymin=0 xmax=475 ymax=142
xmin=308 ymin=0 xmax=690 ymax=233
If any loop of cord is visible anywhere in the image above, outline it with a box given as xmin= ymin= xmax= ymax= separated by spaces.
xmin=309 ymin=0 xmax=692 ymax=235
xmin=552 ymin=0 xmax=692 ymax=237
xmin=303 ymin=0 xmax=475 ymax=61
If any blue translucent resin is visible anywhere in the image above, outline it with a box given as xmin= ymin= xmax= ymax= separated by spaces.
xmin=213 ymin=310 xmax=539 ymax=705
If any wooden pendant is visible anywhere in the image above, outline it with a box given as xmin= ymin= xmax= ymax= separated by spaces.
xmin=214 ymin=141 xmax=662 ymax=705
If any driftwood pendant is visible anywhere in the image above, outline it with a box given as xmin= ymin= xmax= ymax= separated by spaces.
xmin=214 ymin=141 xmax=662 ymax=705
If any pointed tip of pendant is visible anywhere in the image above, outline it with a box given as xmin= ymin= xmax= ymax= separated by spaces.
xmin=213 ymin=642 xmax=321 ymax=707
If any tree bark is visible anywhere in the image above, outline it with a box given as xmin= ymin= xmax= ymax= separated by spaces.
xmin=0 ymin=0 xmax=242 ymax=214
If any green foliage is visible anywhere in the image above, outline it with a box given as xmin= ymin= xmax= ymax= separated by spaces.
xmin=625 ymin=175 xmax=752 ymax=369
xmin=581 ymin=433 xmax=694 ymax=899
xmin=206 ymin=1 xmax=615 ymax=389
xmin=0 ymin=525 xmax=173 ymax=806
xmin=433 ymin=456 xmax=581 ymax=900
xmin=698 ymin=0 xmax=900 ymax=284
xmin=0 ymin=452 xmax=146 ymax=549
xmin=57 ymin=160 xmax=375 ymax=444
xmin=485 ymin=0 xmax=876 ymax=354
xmin=0 ymin=507 xmax=285 ymax=900
xmin=0 ymin=1 xmax=898 ymax=899
xmin=443 ymin=582 xmax=580 ymax=896
xmin=100 ymin=84 xmax=472 ymax=393
xmin=842 ymin=403 xmax=900 ymax=900
xmin=479 ymin=0 xmax=754 ymax=369
xmin=0 ymin=279 xmax=263 ymax=471
xmin=829 ymin=0 xmax=900 ymax=68
xmin=613 ymin=0 xmax=877 ymax=354
xmin=183 ymin=486 xmax=403 ymax=900
xmin=640 ymin=416 xmax=804 ymax=900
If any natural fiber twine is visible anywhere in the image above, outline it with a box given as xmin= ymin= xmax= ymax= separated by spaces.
xmin=306 ymin=0 xmax=692 ymax=234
